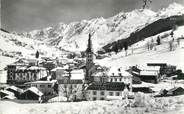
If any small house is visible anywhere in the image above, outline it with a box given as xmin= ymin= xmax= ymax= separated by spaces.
xmin=0 ymin=89 xmax=14 ymax=98
xmin=25 ymin=81 xmax=55 ymax=95
xmin=132 ymin=83 xmax=153 ymax=93
xmin=139 ymin=70 xmax=160 ymax=83
xmin=20 ymin=87 xmax=43 ymax=100
xmin=5 ymin=86 xmax=23 ymax=98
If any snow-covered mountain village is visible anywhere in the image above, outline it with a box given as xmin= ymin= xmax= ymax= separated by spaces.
xmin=1 ymin=1 xmax=184 ymax=114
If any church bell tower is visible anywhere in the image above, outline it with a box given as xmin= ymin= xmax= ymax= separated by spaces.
xmin=85 ymin=33 xmax=94 ymax=83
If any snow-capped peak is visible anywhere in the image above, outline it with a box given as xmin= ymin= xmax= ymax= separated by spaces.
xmin=19 ymin=3 xmax=184 ymax=53
xmin=157 ymin=2 xmax=184 ymax=17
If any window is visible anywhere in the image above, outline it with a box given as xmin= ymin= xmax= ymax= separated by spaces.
xmin=115 ymin=78 xmax=117 ymax=82
xmin=116 ymin=92 xmax=120 ymax=96
xmin=93 ymin=97 xmax=96 ymax=100
xmin=33 ymin=84 xmax=37 ymax=87
xmin=109 ymin=92 xmax=113 ymax=96
xmin=110 ymin=78 xmax=113 ymax=82
xmin=100 ymin=97 xmax=104 ymax=100
xmin=48 ymin=85 xmax=52 ymax=88
xmin=93 ymin=91 xmax=97 ymax=95
xmin=119 ymin=78 xmax=122 ymax=82
xmin=100 ymin=91 xmax=104 ymax=95
xmin=40 ymin=85 xmax=45 ymax=88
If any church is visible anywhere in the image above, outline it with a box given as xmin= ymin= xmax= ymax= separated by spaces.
xmin=84 ymin=33 xmax=97 ymax=83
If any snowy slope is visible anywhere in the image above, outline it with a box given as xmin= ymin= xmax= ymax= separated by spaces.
xmin=0 ymin=30 xmax=69 ymax=72
xmin=95 ymin=26 xmax=184 ymax=71
xmin=23 ymin=3 xmax=184 ymax=53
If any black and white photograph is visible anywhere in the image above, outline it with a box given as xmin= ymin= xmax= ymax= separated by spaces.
xmin=0 ymin=0 xmax=184 ymax=114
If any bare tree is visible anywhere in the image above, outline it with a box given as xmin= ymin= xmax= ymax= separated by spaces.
xmin=146 ymin=41 xmax=150 ymax=51
xmin=169 ymin=40 xmax=174 ymax=51
xmin=142 ymin=0 xmax=152 ymax=9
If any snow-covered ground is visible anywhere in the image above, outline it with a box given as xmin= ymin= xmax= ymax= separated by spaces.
xmin=0 ymin=94 xmax=184 ymax=114
xmin=0 ymin=30 xmax=65 ymax=60
xmin=96 ymin=25 xmax=184 ymax=71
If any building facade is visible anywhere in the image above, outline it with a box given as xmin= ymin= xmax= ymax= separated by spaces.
xmin=87 ymin=82 xmax=128 ymax=101
xmin=25 ymin=81 xmax=54 ymax=95
xmin=58 ymin=79 xmax=83 ymax=101
xmin=7 ymin=62 xmax=47 ymax=84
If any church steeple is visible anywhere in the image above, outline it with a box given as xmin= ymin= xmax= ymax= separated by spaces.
xmin=86 ymin=33 xmax=92 ymax=53
xmin=85 ymin=33 xmax=94 ymax=83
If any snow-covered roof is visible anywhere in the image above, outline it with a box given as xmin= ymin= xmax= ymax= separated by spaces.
xmin=70 ymin=69 xmax=85 ymax=80
xmin=107 ymin=67 xmax=132 ymax=77
xmin=51 ymin=67 xmax=66 ymax=72
xmin=28 ymin=66 xmax=46 ymax=70
xmin=93 ymin=72 xmax=106 ymax=77
xmin=2 ymin=95 xmax=16 ymax=100
xmin=25 ymin=81 xmax=54 ymax=85
xmin=17 ymin=66 xmax=27 ymax=70
xmin=0 ymin=89 xmax=14 ymax=96
xmin=106 ymin=96 xmax=122 ymax=100
xmin=24 ymin=87 xmax=43 ymax=96
xmin=140 ymin=66 xmax=160 ymax=71
xmin=6 ymin=86 xmax=23 ymax=93
xmin=140 ymin=70 xmax=158 ymax=76
xmin=132 ymin=82 xmax=154 ymax=88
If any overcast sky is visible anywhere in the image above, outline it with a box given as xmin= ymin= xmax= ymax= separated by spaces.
xmin=1 ymin=0 xmax=184 ymax=32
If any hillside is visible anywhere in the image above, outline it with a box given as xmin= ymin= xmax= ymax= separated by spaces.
xmin=0 ymin=30 xmax=66 ymax=70
xmin=21 ymin=3 xmax=184 ymax=53
xmin=95 ymin=25 xmax=184 ymax=71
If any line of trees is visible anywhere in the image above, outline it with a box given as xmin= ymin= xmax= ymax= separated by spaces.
xmin=112 ymin=41 xmax=129 ymax=56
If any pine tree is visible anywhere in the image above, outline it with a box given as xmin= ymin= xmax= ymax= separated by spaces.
xmin=156 ymin=36 xmax=161 ymax=45
xmin=113 ymin=44 xmax=119 ymax=54
xmin=35 ymin=50 xmax=39 ymax=59
xmin=123 ymin=41 xmax=128 ymax=56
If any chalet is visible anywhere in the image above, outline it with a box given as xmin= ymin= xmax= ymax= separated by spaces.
xmin=25 ymin=81 xmax=55 ymax=95
xmin=5 ymin=86 xmax=23 ymax=98
xmin=147 ymin=63 xmax=176 ymax=76
xmin=139 ymin=70 xmax=160 ymax=84
xmin=0 ymin=89 xmax=14 ymax=98
xmin=87 ymin=82 xmax=128 ymax=101
xmin=20 ymin=87 xmax=43 ymax=100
